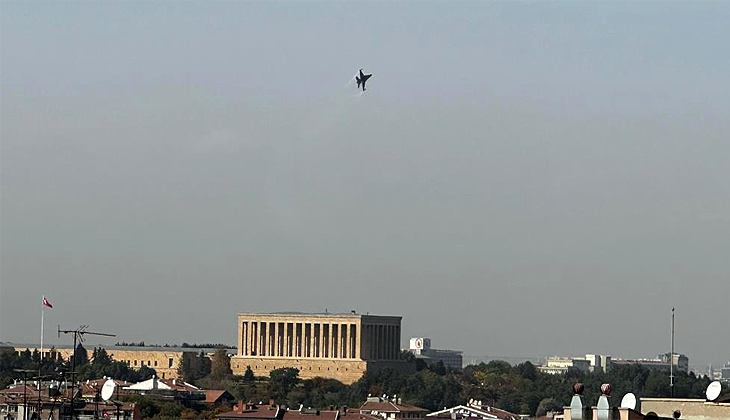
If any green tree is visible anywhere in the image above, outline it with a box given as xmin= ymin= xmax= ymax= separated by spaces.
xmin=269 ymin=367 xmax=300 ymax=400
xmin=536 ymin=397 xmax=561 ymax=417
xmin=209 ymin=348 xmax=232 ymax=380
xmin=177 ymin=351 xmax=210 ymax=382
xmin=243 ymin=366 xmax=255 ymax=382
xmin=73 ymin=343 xmax=89 ymax=368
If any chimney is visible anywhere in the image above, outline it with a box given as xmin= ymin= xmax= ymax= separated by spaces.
xmin=270 ymin=398 xmax=276 ymax=407
xmin=570 ymin=383 xmax=589 ymax=420
xmin=596 ymin=384 xmax=612 ymax=420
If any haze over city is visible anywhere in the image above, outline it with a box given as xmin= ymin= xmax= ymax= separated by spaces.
xmin=1 ymin=1 xmax=728 ymax=373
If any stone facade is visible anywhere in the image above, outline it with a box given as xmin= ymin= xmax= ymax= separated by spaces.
xmin=231 ymin=312 xmax=408 ymax=384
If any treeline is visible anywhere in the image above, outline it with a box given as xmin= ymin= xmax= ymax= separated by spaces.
xmin=0 ymin=345 xmax=157 ymax=388
xmin=183 ymin=357 xmax=724 ymax=418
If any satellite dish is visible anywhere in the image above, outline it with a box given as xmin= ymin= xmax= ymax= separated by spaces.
xmin=706 ymin=381 xmax=722 ymax=401
xmin=101 ymin=379 xmax=116 ymax=401
xmin=620 ymin=393 xmax=638 ymax=410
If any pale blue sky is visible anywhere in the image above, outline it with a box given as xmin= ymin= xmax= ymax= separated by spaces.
xmin=1 ymin=2 xmax=729 ymax=370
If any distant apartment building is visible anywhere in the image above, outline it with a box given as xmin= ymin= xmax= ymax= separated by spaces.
xmin=406 ymin=338 xmax=463 ymax=370
xmin=708 ymin=361 xmax=730 ymax=383
xmin=230 ymin=312 xmax=412 ymax=384
xmin=584 ymin=354 xmax=611 ymax=373
xmin=537 ymin=356 xmax=591 ymax=375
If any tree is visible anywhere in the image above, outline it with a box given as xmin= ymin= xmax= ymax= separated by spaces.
xmin=243 ymin=366 xmax=255 ymax=382
xmin=209 ymin=348 xmax=232 ymax=380
xmin=178 ymin=352 xmax=210 ymax=382
xmin=73 ymin=343 xmax=89 ymax=367
xmin=536 ymin=397 xmax=561 ymax=417
xmin=268 ymin=368 xmax=300 ymax=400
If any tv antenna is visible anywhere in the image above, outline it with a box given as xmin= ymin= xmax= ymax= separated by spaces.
xmin=670 ymin=308 xmax=675 ymax=398
xmin=58 ymin=325 xmax=116 ymax=420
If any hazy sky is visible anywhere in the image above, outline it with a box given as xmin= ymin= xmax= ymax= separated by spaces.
xmin=1 ymin=2 xmax=729 ymax=371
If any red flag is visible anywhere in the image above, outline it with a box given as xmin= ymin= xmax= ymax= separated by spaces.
xmin=42 ymin=296 xmax=53 ymax=308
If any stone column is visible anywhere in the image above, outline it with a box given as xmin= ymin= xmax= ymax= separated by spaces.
xmin=393 ymin=325 xmax=398 ymax=359
xmin=354 ymin=324 xmax=360 ymax=359
xmin=238 ymin=320 xmax=244 ymax=356
xmin=384 ymin=325 xmax=390 ymax=359
xmin=270 ymin=322 xmax=275 ymax=356
xmin=372 ymin=325 xmax=378 ymax=359
xmin=284 ymin=322 xmax=291 ymax=357
xmin=250 ymin=321 xmax=256 ymax=356
xmin=259 ymin=322 xmax=264 ymax=356
xmin=259 ymin=321 xmax=269 ymax=356
xmin=334 ymin=324 xmax=339 ymax=358
xmin=314 ymin=322 xmax=322 ymax=357
xmin=294 ymin=322 xmax=304 ymax=357
xmin=390 ymin=325 xmax=395 ymax=359
xmin=369 ymin=325 xmax=374 ymax=359
xmin=243 ymin=321 xmax=249 ymax=356
xmin=274 ymin=323 xmax=280 ymax=357
xmin=395 ymin=325 xmax=400 ymax=358
xmin=308 ymin=323 xmax=313 ymax=358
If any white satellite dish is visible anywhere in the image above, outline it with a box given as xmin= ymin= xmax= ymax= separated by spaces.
xmin=620 ymin=393 xmax=638 ymax=410
xmin=101 ymin=379 xmax=116 ymax=401
xmin=706 ymin=381 xmax=722 ymax=401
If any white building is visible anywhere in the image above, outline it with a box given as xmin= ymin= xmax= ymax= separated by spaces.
xmin=406 ymin=338 xmax=463 ymax=370
xmin=427 ymin=399 xmax=528 ymax=420
xmin=584 ymin=354 xmax=611 ymax=373
xmin=537 ymin=356 xmax=591 ymax=375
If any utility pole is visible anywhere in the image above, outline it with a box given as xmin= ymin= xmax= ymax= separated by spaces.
xmin=14 ymin=369 xmax=35 ymax=420
xmin=58 ymin=326 xmax=115 ymax=420
xmin=670 ymin=307 xmax=675 ymax=398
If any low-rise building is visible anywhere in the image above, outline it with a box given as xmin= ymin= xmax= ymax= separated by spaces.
xmin=426 ymin=399 xmax=527 ymax=420
xmin=537 ymin=357 xmax=590 ymax=375
xmin=0 ymin=394 xmax=138 ymax=420
xmin=359 ymin=396 xmax=428 ymax=420
xmin=611 ymin=353 xmax=689 ymax=373
xmin=10 ymin=344 xmax=227 ymax=380
xmin=217 ymin=402 xmax=380 ymax=420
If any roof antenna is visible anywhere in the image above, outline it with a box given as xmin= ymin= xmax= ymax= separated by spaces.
xmin=670 ymin=307 xmax=675 ymax=398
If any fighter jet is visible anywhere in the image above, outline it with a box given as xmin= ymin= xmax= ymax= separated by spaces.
xmin=356 ymin=69 xmax=372 ymax=92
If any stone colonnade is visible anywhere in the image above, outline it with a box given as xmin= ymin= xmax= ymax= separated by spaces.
xmin=240 ymin=320 xmax=361 ymax=359
xmin=237 ymin=314 xmax=401 ymax=361
xmin=361 ymin=323 xmax=401 ymax=360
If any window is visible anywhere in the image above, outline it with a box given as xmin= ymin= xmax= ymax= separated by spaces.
xmin=154 ymin=361 xmax=158 ymax=367
xmin=168 ymin=358 xmax=174 ymax=368
xmin=134 ymin=360 xmax=137 ymax=366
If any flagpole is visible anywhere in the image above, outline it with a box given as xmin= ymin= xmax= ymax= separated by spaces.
xmin=40 ymin=304 xmax=44 ymax=357
xmin=40 ymin=303 xmax=44 ymax=389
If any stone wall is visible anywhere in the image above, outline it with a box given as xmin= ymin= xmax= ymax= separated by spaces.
xmin=231 ymin=357 xmax=368 ymax=384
